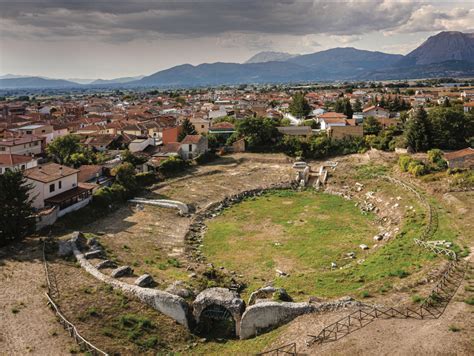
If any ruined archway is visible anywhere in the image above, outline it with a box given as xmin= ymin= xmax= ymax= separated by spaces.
xmin=197 ymin=304 xmax=236 ymax=339
xmin=193 ymin=287 xmax=245 ymax=338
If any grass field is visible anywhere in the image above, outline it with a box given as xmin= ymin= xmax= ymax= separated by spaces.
xmin=203 ymin=189 xmax=438 ymax=300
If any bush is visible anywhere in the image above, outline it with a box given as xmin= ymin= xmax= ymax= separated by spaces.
xmin=427 ymin=149 xmax=447 ymax=170
xmin=158 ymin=156 xmax=188 ymax=175
xmin=135 ymin=172 xmax=156 ymax=186
xmin=408 ymin=161 xmax=427 ymax=177
xmin=92 ymin=183 xmax=128 ymax=208
xmin=398 ymin=155 xmax=412 ymax=172
xmin=195 ymin=151 xmax=218 ymax=164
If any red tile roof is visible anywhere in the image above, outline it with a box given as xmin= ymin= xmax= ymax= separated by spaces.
xmin=181 ymin=135 xmax=204 ymax=144
xmin=0 ymin=154 xmax=35 ymax=166
xmin=444 ymin=148 xmax=474 ymax=160
xmin=24 ymin=163 xmax=78 ymax=183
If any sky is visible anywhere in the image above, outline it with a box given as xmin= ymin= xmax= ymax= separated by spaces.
xmin=0 ymin=0 xmax=473 ymax=79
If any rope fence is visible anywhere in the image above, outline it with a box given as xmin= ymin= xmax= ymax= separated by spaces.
xmin=42 ymin=239 xmax=108 ymax=356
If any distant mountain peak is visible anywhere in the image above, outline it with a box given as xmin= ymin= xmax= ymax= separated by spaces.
xmin=403 ymin=31 xmax=474 ymax=65
xmin=245 ymin=51 xmax=298 ymax=64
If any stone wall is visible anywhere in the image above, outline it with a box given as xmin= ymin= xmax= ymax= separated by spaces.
xmin=128 ymin=198 xmax=189 ymax=215
xmin=71 ymin=242 xmax=190 ymax=328
xmin=239 ymin=298 xmax=373 ymax=339
xmin=240 ymin=301 xmax=315 ymax=339
xmin=184 ymin=181 xmax=296 ymax=263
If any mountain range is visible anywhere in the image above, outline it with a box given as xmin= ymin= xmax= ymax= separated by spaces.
xmin=1 ymin=31 xmax=473 ymax=90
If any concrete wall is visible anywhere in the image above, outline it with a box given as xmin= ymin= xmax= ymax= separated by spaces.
xmin=129 ymin=198 xmax=189 ymax=214
xmin=71 ymin=243 xmax=190 ymax=328
xmin=239 ymin=301 xmax=315 ymax=339
xmin=57 ymin=196 xmax=92 ymax=217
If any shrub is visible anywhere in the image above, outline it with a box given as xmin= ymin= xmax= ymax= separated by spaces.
xmin=408 ymin=162 xmax=428 ymax=177
xmin=389 ymin=269 xmax=410 ymax=278
xmin=427 ymin=149 xmax=447 ymax=170
xmin=158 ymin=156 xmax=188 ymax=175
xmin=195 ymin=151 xmax=218 ymax=164
xmin=135 ymin=172 xmax=156 ymax=186
xmin=411 ymin=295 xmax=423 ymax=303
xmin=398 ymin=155 xmax=412 ymax=172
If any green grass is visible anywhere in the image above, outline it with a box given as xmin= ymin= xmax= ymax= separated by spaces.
xmin=192 ymin=324 xmax=286 ymax=355
xmin=204 ymin=189 xmax=434 ymax=300
xmin=449 ymin=325 xmax=461 ymax=332
xmin=355 ymin=163 xmax=390 ymax=180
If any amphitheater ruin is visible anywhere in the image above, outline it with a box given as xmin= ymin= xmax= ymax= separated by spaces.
xmin=36 ymin=152 xmax=471 ymax=355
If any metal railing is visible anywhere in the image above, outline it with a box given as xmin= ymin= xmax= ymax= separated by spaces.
xmin=42 ymin=240 xmax=108 ymax=356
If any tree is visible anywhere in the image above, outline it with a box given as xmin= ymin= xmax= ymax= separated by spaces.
xmin=178 ymin=118 xmax=197 ymax=141
xmin=0 ymin=170 xmax=35 ymax=246
xmin=353 ymin=99 xmax=363 ymax=112
xmin=122 ymin=149 xmax=147 ymax=166
xmin=429 ymin=106 xmax=473 ymax=150
xmin=289 ymin=92 xmax=311 ymax=118
xmin=334 ymin=98 xmax=353 ymax=118
xmin=405 ymin=107 xmax=432 ymax=152
xmin=363 ymin=116 xmax=382 ymax=135
xmin=442 ymin=97 xmax=451 ymax=107
xmin=235 ymin=117 xmax=281 ymax=149
xmin=112 ymin=163 xmax=137 ymax=194
xmin=47 ymin=135 xmax=82 ymax=165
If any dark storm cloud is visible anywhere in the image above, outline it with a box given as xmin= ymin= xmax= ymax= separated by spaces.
xmin=0 ymin=0 xmax=421 ymax=41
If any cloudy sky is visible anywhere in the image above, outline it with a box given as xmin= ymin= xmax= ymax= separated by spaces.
xmin=0 ymin=0 xmax=473 ymax=79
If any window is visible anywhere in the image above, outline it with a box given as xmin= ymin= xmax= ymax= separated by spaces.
xmin=189 ymin=144 xmax=192 ymax=151
xmin=58 ymin=180 xmax=62 ymax=189
xmin=0 ymin=147 xmax=5 ymax=151
xmin=201 ymin=125 xmax=204 ymax=128
xmin=20 ymin=165 xmax=25 ymax=170
xmin=49 ymin=183 xmax=55 ymax=193
xmin=41 ymin=130 xmax=45 ymax=133
xmin=26 ymin=130 xmax=32 ymax=134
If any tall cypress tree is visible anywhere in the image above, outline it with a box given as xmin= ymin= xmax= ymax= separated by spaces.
xmin=0 ymin=170 xmax=35 ymax=246
xmin=405 ymin=107 xmax=433 ymax=152
xmin=178 ymin=118 xmax=198 ymax=141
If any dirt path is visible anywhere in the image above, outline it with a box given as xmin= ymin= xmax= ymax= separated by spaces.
xmin=0 ymin=239 xmax=74 ymax=355
xmin=268 ymin=255 xmax=473 ymax=355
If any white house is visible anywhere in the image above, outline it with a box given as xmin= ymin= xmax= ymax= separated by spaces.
xmin=24 ymin=163 xmax=92 ymax=215
xmin=180 ymin=135 xmax=208 ymax=160
xmin=129 ymin=137 xmax=155 ymax=153
xmin=0 ymin=154 xmax=38 ymax=174
xmin=463 ymin=102 xmax=474 ymax=113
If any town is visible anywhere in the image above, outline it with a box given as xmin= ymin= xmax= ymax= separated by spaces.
xmin=1 ymin=0 xmax=473 ymax=354
xmin=1 ymin=83 xmax=473 ymax=216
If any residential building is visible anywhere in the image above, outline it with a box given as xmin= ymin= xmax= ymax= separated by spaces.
xmin=362 ymin=106 xmax=390 ymax=118
xmin=444 ymin=148 xmax=474 ymax=169
xmin=0 ymin=136 xmax=44 ymax=156
xmin=180 ymin=135 xmax=208 ymax=160
xmin=24 ymin=163 xmax=92 ymax=213
xmin=0 ymin=154 xmax=38 ymax=174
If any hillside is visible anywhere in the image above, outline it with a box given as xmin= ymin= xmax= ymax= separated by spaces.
xmin=0 ymin=77 xmax=79 ymax=89
xmin=245 ymin=51 xmax=298 ymax=63
xmin=398 ymin=31 xmax=474 ymax=66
